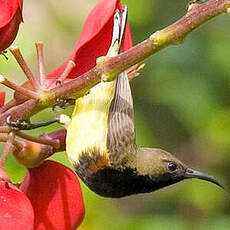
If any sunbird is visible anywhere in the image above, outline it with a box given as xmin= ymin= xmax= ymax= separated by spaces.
xmin=63 ymin=7 xmax=223 ymax=197
xmin=6 ymin=6 xmax=223 ymax=198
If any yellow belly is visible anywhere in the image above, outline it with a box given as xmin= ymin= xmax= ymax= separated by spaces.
xmin=66 ymin=80 xmax=116 ymax=165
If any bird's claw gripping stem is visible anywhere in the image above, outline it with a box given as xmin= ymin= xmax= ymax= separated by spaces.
xmin=6 ymin=116 xmax=60 ymax=131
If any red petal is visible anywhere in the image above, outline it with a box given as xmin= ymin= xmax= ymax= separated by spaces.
xmin=47 ymin=0 xmax=132 ymax=81
xmin=0 ymin=92 xmax=5 ymax=107
xmin=0 ymin=9 xmax=22 ymax=52
xmin=122 ymin=23 xmax=132 ymax=52
xmin=0 ymin=0 xmax=23 ymax=28
xmin=20 ymin=160 xmax=85 ymax=230
xmin=0 ymin=181 xmax=34 ymax=230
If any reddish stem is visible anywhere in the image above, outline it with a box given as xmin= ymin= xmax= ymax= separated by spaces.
xmin=9 ymin=46 xmax=40 ymax=90
xmin=15 ymin=131 xmax=60 ymax=149
xmin=56 ymin=60 xmax=76 ymax=84
xmin=0 ymin=134 xmax=23 ymax=150
xmin=0 ymin=100 xmax=17 ymax=114
xmin=0 ymin=133 xmax=15 ymax=167
xmin=0 ymin=75 xmax=39 ymax=100
xmin=36 ymin=42 xmax=46 ymax=89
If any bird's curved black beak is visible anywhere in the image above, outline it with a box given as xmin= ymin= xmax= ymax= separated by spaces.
xmin=184 ymin=168 xmax=224 ymax=189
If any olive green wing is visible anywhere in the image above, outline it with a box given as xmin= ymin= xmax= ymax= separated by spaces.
xmin=107 ymin=72 xmax=135 ymax=166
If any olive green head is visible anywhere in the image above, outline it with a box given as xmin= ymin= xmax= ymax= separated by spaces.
xmin=132 ymin=147 xmax=223 ymax=190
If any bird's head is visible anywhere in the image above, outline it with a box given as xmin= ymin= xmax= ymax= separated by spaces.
xmin=132 ymin=147 xmax=223 ymax=191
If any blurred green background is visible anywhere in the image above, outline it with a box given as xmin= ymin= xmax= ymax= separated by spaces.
xmin=0 ymin=0 xmax=230 ymax=229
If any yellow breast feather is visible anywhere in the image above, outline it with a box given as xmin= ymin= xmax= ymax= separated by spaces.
xmin=66 ymin=80 xmax=116 ymax=165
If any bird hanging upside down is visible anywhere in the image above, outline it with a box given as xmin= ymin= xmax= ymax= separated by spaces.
xmin=5 ymin=6 xmax=223 ymax=198
xmin=63 ymin=6 xmax=223 ymax=198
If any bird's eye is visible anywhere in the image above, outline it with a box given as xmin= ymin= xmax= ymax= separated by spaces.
xmin=167 ymin=162 xmax=177 ymax=172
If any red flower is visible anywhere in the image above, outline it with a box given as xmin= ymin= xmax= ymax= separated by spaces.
xmin=20 ymin=160 xmax=85 ymax=230
xmin=1 ymin=1 xmax=132 ymax=229
xmin=0 ymin=180 xmax=34 ymax=230
xmin=0 ymin=92 xmax=5 ymax=107
xmin=47 ymin=0 xmax=132 ymax=82
xmin=0 ymin=0 xmax=23 ymax=53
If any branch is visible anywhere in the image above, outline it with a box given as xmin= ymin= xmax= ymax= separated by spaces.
xmin=0 ymin=0 xmax=230 ymax=124
xmin=51 ymin=0 xmax=230 ymax=98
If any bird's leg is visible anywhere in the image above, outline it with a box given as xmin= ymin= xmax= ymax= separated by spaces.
xmin=51 ymin=60 xmax=76 ymax=111
xmin=5 ymin=114 xmax=67 ymax=148
xmin=6 ymin=116 xmax=60 ymax=131
xmin=53 ymin=97 xmax=75 ymax=110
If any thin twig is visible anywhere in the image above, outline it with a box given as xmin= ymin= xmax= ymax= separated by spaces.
xmin=0 ymin=100 xmax=37 ymax=125
xmin=0 ymin=134 xmax=23 ymax=150
xmin=36 ymin=42 xmax=46 ymax=89
xmin=0 ymin=75 xmax=39 ymax=100
xmin=56 ymin=60 xmax=76 ymax=84
xmin=127 ymin=64 xmax=145 ymax=81
xmin=0 ymin=125 xmax=60 ymax=149
xmin=0 ymin=133 xmax=14 ymax=167
xmin=15 ymin=131 xmax=60 ymax=149
xmin=0 ymin=100 xmax=17 ymax=114
xmin=9 ymin=46 xmax=40 ymax=90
